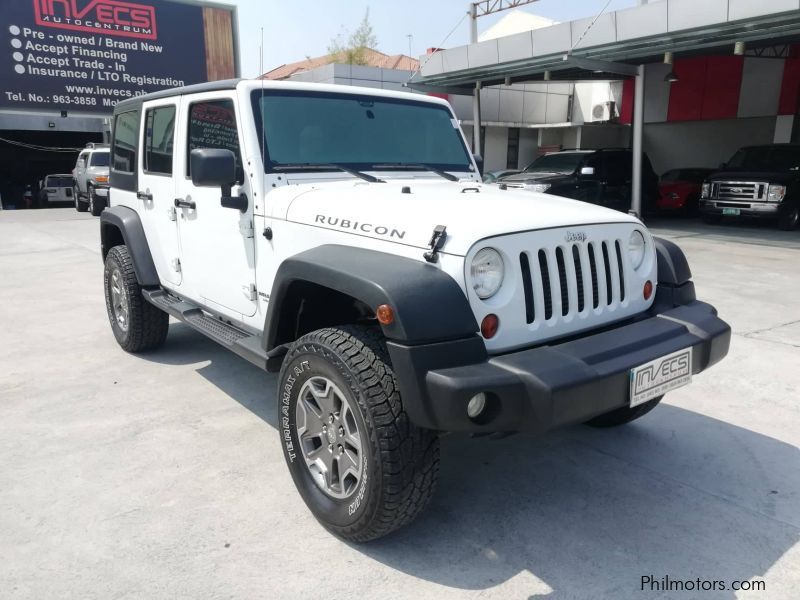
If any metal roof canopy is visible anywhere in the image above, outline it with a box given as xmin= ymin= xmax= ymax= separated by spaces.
xmin=408 ymin=1 xmax=800 ymax=219
xmin=408 ymin=5 xmax=800 ymax=93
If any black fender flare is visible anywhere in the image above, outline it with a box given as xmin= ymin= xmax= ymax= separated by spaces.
xmin=653 ymin=237 xmax=691 ymax=285
xmin=263 ymin=245 xmax=478 ymax=351
xmin=652 ymin=237 xmax=695 ymax=309
xmin=100 ymin=205 xmax=159 ymax=287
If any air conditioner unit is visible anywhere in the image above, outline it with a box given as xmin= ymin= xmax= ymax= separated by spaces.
xmin=590 ymin=101 xmax=616 ymax=123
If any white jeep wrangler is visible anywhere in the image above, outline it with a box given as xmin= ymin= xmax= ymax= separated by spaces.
xmin=100 ymin=79 xmax=730 ymax=542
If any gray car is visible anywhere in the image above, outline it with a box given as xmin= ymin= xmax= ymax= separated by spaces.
xmin=72 ymin=143 xmax=110 ymax=216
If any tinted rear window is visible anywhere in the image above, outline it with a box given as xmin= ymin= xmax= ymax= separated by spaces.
xmin=112 ymin=111 xmax=139 ymax=174
xmin=46 ymin=176 xmax=73 ymax=187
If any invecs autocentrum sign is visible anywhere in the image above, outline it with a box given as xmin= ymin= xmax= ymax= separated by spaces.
xmin=33 ymin=0 xmax=158 ymax=40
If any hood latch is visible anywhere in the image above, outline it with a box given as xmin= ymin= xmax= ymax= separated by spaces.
xmin=423 ymin=225 xmax=447 ymax=263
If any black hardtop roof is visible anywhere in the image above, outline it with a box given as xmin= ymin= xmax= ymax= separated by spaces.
xmin=113 ymin=79 xmax=242 ymax=113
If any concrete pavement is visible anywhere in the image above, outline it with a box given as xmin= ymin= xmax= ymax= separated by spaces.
xmin=1 ymin=209 xmax=798 ymax=599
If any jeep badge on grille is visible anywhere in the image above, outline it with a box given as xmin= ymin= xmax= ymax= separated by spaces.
xmin=565 ymin=231 xmax=587 ymax=243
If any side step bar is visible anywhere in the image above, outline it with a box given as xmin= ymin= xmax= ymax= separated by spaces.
xmin=143 ymin=289 xmax=269 ymax=371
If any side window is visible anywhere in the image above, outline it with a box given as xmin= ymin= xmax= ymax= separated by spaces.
xmin=604 ymin=153 xmax=629 ymax=183
xmin=112 ymin=110 xmax=140 ymax=174
xmin=144 ymin=105 xmax=176 ymax=175
xmin=187 ymin=99 xmax=243 ymax=183
xmin=77 ymin=153 xmax=87 ymax=168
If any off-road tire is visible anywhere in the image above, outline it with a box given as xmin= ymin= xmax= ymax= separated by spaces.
xmin=89 ymin=186 xmax=104 ymax=216
xmin=777 ymin=204 xmax=800 ymax=231
xmin=75 ymin=187 xmax=88 ymax=212
xmin=278 ymin=326 xmax=439 ymax=542
xmin=103 ymin=245 xmax=168 ymax=353
xmin=585 ymin=395 xmax=663 ymax=428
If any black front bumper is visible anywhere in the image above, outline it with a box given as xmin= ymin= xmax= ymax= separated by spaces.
xmin=387 ymin=301 xmax=730 ymax=433
xmin=699 ymin=199 xmax=784 ymax=219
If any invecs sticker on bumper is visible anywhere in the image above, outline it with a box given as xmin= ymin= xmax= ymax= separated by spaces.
xmin=629 ymin=347 xmax=693 ymax=407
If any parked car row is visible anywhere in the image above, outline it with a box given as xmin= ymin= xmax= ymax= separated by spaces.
xmin=27 ymin=143 xmax=111 ymax=215
xmin=490 ymin=143 xmax=800 ymax=230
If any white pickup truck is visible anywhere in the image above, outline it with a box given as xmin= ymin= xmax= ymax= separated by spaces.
xmin=99 ymin=79 xmax=730 ymax=541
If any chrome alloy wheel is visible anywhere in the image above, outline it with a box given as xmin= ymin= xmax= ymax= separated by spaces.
xmin=109 ymin=268 xmax=129 ymax=332
xmin=295 ymin=376 xmax=363 ymax=499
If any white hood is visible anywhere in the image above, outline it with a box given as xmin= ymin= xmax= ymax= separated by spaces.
xmin=279 ymin=179 xmax=640 ymax=256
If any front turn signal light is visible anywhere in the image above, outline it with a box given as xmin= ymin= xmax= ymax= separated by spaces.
xmin=376 ymin=304 xmax=394 ymax=326
xmin=480 ymin=314 xmax=499 ymax=339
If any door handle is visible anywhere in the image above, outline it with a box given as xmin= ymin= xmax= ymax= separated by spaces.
xmin=137 ymin=191 xmax=153 ymax=201
xmin=174 ymin=198 xmax=196 ymax=209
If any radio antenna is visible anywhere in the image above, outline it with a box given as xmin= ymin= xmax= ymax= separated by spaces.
xmin=260 ymin=27 xmax=267 ymax=217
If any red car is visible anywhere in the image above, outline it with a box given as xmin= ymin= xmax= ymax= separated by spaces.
xmin=657 ymin=168 xmax=715 ymax=214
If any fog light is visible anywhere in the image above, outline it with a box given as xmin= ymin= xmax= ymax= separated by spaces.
xmin=467 ymin=393 xmax=487 ymax=419
xmin=376 ymin=304 xmax=394 ymax=325
xmin=643 ymin=280 xmax=653 ymax=300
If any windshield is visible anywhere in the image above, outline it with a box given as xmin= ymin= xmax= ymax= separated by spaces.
xmin=45 ymin=176 xmax=72 ymax=187
xmin=251 ymin=90 xmax=473 ymax=173
xmin=90 ymin=152 xmax=110 ymax=167
xmin=522 ymin=152 xmax=586 ymax=174
xmin=726 ymin=146 xmax=800 ymax=171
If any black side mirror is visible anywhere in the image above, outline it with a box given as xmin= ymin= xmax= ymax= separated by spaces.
xmin=190 ymin=148 xmax=236 ymax=188
xmin=473 ymin=154 xmax=484 ymax=176
xmin=190 ymin=148 xmax=248 ymax=212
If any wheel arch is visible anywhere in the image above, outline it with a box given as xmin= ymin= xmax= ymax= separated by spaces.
xmin=264 ymin=245 xmax=478 ymax=355
xmin=100 ymin=206 xmax=159 ymax=287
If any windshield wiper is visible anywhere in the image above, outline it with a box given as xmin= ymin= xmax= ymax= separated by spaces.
xmin=372 ymin=163 xmax=459 ymax=182
xmin=271 ymin=163 xmax=385 ymax=183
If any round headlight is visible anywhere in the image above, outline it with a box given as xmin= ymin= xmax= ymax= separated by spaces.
xmin=628 ymin=230 xmax=646 ymax=270
xmin=471 ymin=247 xmax=504 ymax=299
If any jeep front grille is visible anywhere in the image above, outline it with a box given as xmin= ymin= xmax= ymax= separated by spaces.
xmin=712 ymin=181 xmax=768 ymax=202
xmin=518 ymin=239 xmax=626 ymax=325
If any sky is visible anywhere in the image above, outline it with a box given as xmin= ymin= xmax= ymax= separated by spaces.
xmin=234 ymin=0 xmax=639 ymax=78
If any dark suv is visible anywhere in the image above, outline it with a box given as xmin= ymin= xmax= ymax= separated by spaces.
xmin=498 ymin=148 xmax=659 ymax=213
xmin=700 ymin=144 xmax=800 ymax=230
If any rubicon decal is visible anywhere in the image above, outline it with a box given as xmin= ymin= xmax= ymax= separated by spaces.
xmin=315 ymin=215 xmax=406 ymax=240
xmin=33 ymin=0 xmax=158 ymax=40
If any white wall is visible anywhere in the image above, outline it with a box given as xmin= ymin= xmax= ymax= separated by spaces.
xmin=643 ymin=117 xmax=776 ymax=174
xmin=519 ymin=128 xmax=539 ymax=168
xmin=484 ymin=127 xmax=509 ymax=171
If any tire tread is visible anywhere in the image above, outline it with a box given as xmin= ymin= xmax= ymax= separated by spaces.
xmin=105 ymin=245 xmax=168 ymax=353
xmin=282 ymin=325 xmax=439 ymax=542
